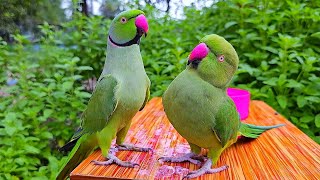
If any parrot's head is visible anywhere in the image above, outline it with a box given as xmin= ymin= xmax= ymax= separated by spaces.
xmin=108 ymin=9 xmax=148 ymax=47
xmin=187 ymin=34 xmax=239 ymax=88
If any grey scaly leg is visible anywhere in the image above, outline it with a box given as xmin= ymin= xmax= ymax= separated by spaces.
xmin=183 ymin=159 xmax=228 ymax=179
xmin=159 ymin=153 xmax=205 ymax=165
xmin=92 ymin=154 xmax=139 ymax=168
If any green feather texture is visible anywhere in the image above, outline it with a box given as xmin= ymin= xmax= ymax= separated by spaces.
xmin=81 ymin=75 xmax=118 ymax=134
xmin=239 ymin=123 xmax=285 ymax=138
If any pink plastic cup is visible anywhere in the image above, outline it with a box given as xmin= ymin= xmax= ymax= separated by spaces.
xmin=227 ymin=88 xmax=250 ymax=120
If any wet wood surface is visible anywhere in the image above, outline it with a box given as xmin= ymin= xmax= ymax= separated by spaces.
xmin=71 ymin=97 xmax=320 ymax=179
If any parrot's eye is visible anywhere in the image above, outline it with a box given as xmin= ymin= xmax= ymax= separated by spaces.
xmin=218 ymin=55 xmax=225 ymax=62
xmin=120 ymin=17 xmax=127 ymax=23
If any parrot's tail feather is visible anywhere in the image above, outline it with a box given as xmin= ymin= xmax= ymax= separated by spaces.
xmin=56 ymin=134 xmax=96 ymax=180
xmin=239 ymin=123 xmax=284 ymax=139
xmin=59 ymin=127 xmax=85 ymax=152
xmin=59 ymin=137 xmax=80 ymax=152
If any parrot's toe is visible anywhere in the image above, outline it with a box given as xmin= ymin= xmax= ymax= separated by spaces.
xmin=92 ymin=159 xmax=113 ymax=166
xmin=158 ymin=153 xmax=203 ymax=165
xmin=159 ymin=156 xmax=201 ymax=165
xmin=206 ymin=165 xmax=229 ymax=173
xmin=117 ymin=144 xmax=153 ymax=153
xmin=92 ymin=154 xmax=139 ymax=168
xmin=190 ymin=154 xmax=206 ymax=162
xmin=183 ymin=159 xmax=228 ymax=179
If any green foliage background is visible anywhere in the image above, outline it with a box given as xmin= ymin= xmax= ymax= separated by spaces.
xmin=0 ymin=0 xmax=319 ymax=179
xmin=0 ymin=0 xmax=65 ymax=41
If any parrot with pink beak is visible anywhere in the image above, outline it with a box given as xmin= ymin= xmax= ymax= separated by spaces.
xmin=161 ymin=34 xmax=284 ymax=179
xmin=57 ymin=10 xmax=150 ymax=180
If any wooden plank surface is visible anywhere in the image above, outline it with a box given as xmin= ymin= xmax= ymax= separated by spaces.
xmin=70 ymin=98 xmax=320 ymax=179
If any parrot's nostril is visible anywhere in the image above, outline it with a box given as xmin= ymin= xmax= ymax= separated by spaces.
xmin=135 ymin=14 xmax=148 ymax=33
xmin=189 ymin=43 xmax=209 ymax=62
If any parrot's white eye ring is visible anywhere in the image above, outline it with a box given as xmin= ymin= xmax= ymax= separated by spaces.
xmin=120 ymin=17 xmax=127 ymax=23
xmin=218 ymin=55 xmax=225 ymax=62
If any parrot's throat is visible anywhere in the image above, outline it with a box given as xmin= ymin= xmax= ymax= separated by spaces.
xmin=109 ymin=29 xmax=144 ymax=47
xmin=187 ymin=59 xmax=201 ymax=69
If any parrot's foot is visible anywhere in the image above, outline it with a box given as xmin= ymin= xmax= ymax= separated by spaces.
xmin=159 ymin=153 xmax=204 ymax=165
xmin=92 ymin=154 xmax=139 ymax=168
xmin=183 ymin=159 xmax=228 ymax=179
xmin=117 ymin=143 xmax=152 ymax=152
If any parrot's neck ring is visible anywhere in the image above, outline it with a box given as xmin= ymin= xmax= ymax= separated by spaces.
xmin=109 ymin=28 xmax=143 ymax=47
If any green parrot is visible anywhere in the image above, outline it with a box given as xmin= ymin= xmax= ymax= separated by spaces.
xmin=56 ymin=10 xmax=151 ymax=180
xmin=161 ymin=34 xmax=284 ymax=179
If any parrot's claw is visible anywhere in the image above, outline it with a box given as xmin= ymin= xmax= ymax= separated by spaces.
xmin=158 ymin=153 xmax=203 ymax=165
xmin=182 ymin=159 xmax=228 ymax=179
xmin=117 ymin=144 xmax=153 ymax=152
xmin=189 ymin=154 xmax=206 ymax=162
xmin=92 ymin=154 xmax=139 ymax=168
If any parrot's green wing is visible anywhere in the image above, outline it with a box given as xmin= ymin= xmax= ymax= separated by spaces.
xmin=57 ymin=75 xmax=118 ymax=179
xmin=211 ymin=97 xmax=240 ymax=147
xmin=80 ymin=74 xmax=119 ymax=134
xmin=139 ymin=83 xmax=150 ymax=111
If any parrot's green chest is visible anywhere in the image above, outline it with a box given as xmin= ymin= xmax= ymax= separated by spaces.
xmin=115 ymin=71 xmax=148 ymax=130
xmin=117 ymin=75 xmax=147 ymax=112
xmin=102 ymin=44 xmax=149 ymax=129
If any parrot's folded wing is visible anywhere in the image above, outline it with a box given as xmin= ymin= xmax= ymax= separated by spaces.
xmin=59 ymin=75 xmax=118 ymax=153
xmin=211 ymin=98 xmax=240 ymax=147
xmin=139 ymin=85 xmax=150 ymax=111
xmin=80 ymin=74 xmax=119 ymax=133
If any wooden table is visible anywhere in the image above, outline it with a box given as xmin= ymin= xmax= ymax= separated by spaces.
xmin=70 ymin=98 xmax=320 ymax=179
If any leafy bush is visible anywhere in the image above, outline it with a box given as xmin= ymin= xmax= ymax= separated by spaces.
xmin=0 ymin=26 xmax=92 ymax=179
xmin=0 ymin=0 xmax=319 ymax=179
xmin=56 ymin=14 xmax=110 ymax=78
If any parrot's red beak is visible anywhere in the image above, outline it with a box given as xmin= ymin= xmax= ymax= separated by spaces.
xmin=135 ymin=14 xmax=148 ymax=37
xmin=187 ymin=43 xmax=209 ymax=65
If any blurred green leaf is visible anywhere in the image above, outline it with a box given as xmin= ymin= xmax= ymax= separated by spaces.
xmin=297 ymin=96 xmax=307 ymax=108
xmin=276 ymin=95 xmax=287 ymax=109
xmin=224 ymin=21 xmax=237 ymax=29
xmin=77 ymin=66 xmax=93 ymax=71
xmin=300 ymin=116 xmax=314 ymax=123
xmin=315 ymin=114 xmax=320 ymax=128
xmin=62 ymin=81 xmax=73 ymax=91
